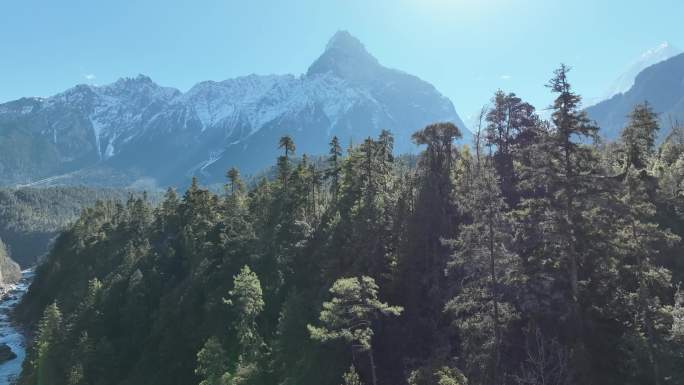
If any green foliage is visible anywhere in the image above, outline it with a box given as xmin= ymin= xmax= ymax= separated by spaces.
xmin=621 ymin=103 xmax=660 ymax=171
xmin=226 ymin=168 xmax=245 ymax=196
xmin=341 ymin=365 xmax=363 ymax=385
xmin=484 ymin=90 xmax=539 ymax=205
xmin=308 ymin=276 xmax=402 ymax=351
xmin=407 ymin=365 xmax=468 ymax=385
xmin=14 ymin=67 xmax=684 ymax=385
xmin=309 ymin=276 xmax=401 ymax=385
xmin=444 ymin=158 xmax=521 ymax=384
xmin=226 ymin=265 xmax=265 ymax=361
xmin=196 ymin=337 xmax=228 ymax=385
xmin=609 ymin=105 xmax=681 ymax=385
xmin=672 ymin=287 xmax=684 ymax=342
xmin=32 ymin=302 xmax=64 ymax=385
xmin=435 ymin=367 xmax=468 ymax=385
xmin=0 ymin=186 xmax=154 ymax=266
xmin=279 ymin=136 xmax=296 ymax=159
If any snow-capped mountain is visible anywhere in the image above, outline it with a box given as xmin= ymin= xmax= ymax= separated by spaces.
xmin=600 ymin=42 xmax=681 ymax=102
xmin=0 ymin=31 xmax=468 ymax=187
xmin=586 ymin=51 xmax=684 ymax=139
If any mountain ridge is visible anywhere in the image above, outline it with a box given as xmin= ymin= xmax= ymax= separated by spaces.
xmin=586 ymin=51 xmax=684 ymax=139
xmin=0 ymin=31 xmax=468 ymax=188
xmin=602 ymin=42 xmax=681 ymax=101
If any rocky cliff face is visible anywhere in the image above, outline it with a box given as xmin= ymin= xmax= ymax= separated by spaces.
xmin=0 ymin=239 xmax=21 ymax=287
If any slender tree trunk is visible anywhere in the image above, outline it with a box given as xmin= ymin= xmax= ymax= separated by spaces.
xmin=562 ymin=135 xmax=581 ymax=336
xmin=632 ymin=221 xmax=661 ymax=385
xmin=366 ymin=140 xmax=373 ymax=204
xmin=312 ymin=180 xmax=317 ymax=219
xmin=284 ymin=149 xmax=289 ymax=189
xmin=488 ymin=213 xmax=501 ymax=385
xmin=334 ymin=174 xmax=339 ymax=202
xmin=562 ymin=131 xmax=588 ymax=380
xmin=564 ymin=140 xmax=579 ymax=308
xmin=368 ymin=348 xmax=378 ymax=385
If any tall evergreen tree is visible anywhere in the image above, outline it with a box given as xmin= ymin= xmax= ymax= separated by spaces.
xmin=33 ymin=302 xmax=64 ymax=385
xmin=195 ymin=337 xmax=229 ymax=385
xmin=511 ymin=65 xmax=606 ymax=381
xmin=308 ymin=276 xmax=403 ymax=385
xmin=672 ymin=286 xmax=684 ymax=342
xmin=226 ymin=167 xmax=245 ymax=196
xmin=613 ymin=103 xmax=679 ymax=385
xmin=445 ymin=157 xmax=521 ymax=385
xmin=545 ymin=64 xmax=599 ymax=318
xmin=484 ymin=90 xmax=539 ymax=206
xmin=13 ymin=65 xmax=684 ymax=385
xmin=399 ymin=122 xmax=462 ymax=367
xmin=328 ymin=136 xmax=344 ymax=202
xmin=279 ymin=135 xmax=295 ymax=159
xmin=278 ymin=135 xmax=296 ymax=188
xmin=226 ymin=265 xmax=265 ymax=362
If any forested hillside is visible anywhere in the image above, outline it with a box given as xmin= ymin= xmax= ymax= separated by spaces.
xmin=0 ymin=238 xmax=21 ymax=286
xmin=15 ymin=66 xmax=684 ymax=385
xmin=0 ymin=187 xmax=157 ymax=266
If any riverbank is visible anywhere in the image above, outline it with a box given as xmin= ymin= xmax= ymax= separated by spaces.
xmin=0 ymin=270 xmax=34 ymax=384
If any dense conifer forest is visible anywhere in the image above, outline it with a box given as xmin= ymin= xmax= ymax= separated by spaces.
xmin=0 ymin=187 xmax=157 ymax=266
xmin=14 ymin=67 xmax=684 ymax=385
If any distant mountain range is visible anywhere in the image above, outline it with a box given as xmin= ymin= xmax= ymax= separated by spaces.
xmin=3 ymin=32 xmax=682 ymax=189
xmin=601 ymin=42 xmax=681 ymax=102
xmin=587 ymin=50 xmax=684 ymax=139
xmin=0 ymin=31 xmax=467 ymax=188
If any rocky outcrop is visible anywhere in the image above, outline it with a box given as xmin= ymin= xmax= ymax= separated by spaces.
xmin=0 ymin=238 xmax=21 ymax=287
xmin=0 ymin=343 xmax=17 ymax=363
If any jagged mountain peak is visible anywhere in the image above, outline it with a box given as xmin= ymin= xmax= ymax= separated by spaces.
xmin=57 ymin=74 xmax=177 ymax=102
xmin=325 ymin=30 xmax=368 ymax=54
xmin=104 ymin=74 xmax=180 ymax=98
xmin=110 ymin=74 xmax=156 ymax=88
xmin=0 ymin=31 xmax=467 ymax=187
xmin=307 ymin=31 xmax=380 ymax=79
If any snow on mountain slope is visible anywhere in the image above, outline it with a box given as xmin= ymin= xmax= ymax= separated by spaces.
xmin=601 ymin=42 xmax=681 ymax=102
xmin=0 ymin=31 xmax=468 ymax=187
xmin=0 ymin=75 xmax=181 ymax=162
xmin=165 ymin=73 xmax=375 ymax=139
xmin=586 ymin=51 xmax=684 ymax=140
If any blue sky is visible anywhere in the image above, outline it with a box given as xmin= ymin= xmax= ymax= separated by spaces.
xmin=2 ymin=0 xmax=683 ymax=125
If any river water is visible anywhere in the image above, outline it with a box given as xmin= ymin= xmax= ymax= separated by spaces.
xmin=0 ymin=270 xmax=34 ymax=384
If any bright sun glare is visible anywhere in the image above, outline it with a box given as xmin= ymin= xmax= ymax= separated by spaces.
xmin=408 ymin=0 xmax=490 ymax=16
